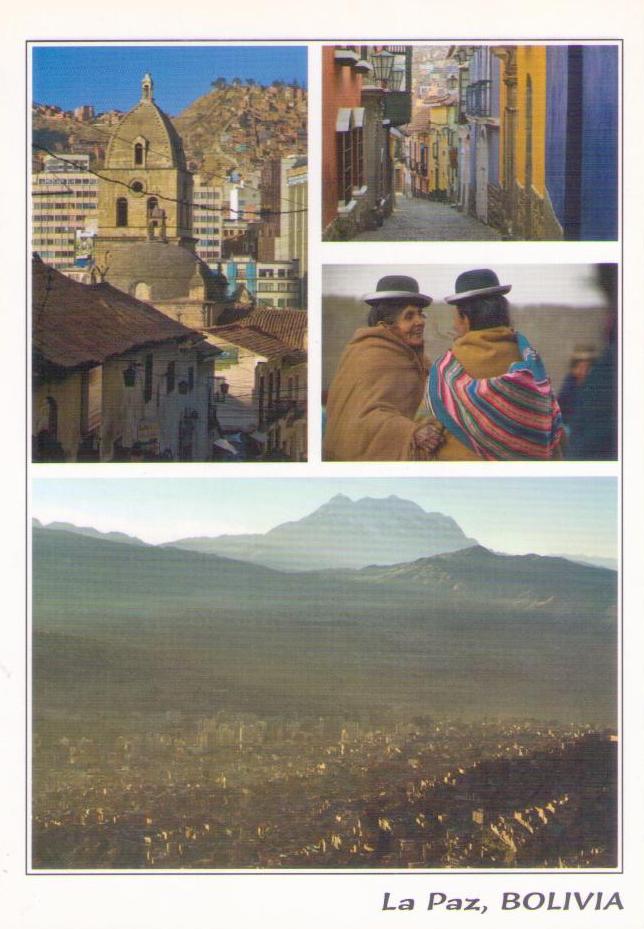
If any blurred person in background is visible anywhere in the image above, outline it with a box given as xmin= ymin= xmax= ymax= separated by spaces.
xmin=557 ymin=345 xmax=599 ymax=424
xmin=565 ymin=264 xmax=618 ymax=460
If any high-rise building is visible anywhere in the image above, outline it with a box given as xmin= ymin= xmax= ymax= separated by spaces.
xmin=32 ymin=153 xmax=98 ymax=270
xmin=285 ymin=157 xmax=308 ymax=307
xmin=193 ymin=175 xmax=223 ymax=266
xmin=258 ymin=155 xmax=307 ymax=306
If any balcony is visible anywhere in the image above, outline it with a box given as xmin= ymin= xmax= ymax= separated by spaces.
xmin=384 ymin=91 xmax=412 ymax=128
xmin=465 ymin=80 xmax=492 ymax=118
xmin=335 ymin=47 xmax=360 ymax=67
xmin=260 ymin=399 xmax=303 ymax=428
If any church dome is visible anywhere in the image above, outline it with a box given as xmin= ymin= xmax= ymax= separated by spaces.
xmin=102 ymin=240 xmax=226 ymax=303
xmin=104 ymin=73 xmax=187 ymax=171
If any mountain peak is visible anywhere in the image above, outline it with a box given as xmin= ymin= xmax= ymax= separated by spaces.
xmin=326 ymin=493 xmax=352 ymax=505
xmin=167 ymin=495 xmax=477 ymax=571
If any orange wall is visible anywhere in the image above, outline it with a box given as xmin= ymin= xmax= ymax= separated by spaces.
xmin=322 ymin=47 xmax=363 ymax=229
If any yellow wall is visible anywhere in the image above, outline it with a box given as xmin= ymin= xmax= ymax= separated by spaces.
xmin=497 ymin=58 xmax=507 ymax=186
xmin=101 ymin=359 xmax=128 ymax=458
xmin=515 ymin=46 xmax=547 ymax=197
xmin=34 ymin=373 xmax=83 ymax=461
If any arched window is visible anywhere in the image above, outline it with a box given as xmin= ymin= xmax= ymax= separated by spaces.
xmin=133 ymin=281 xmax=151 ymax=301
xmin=116 ymin=197 xmax=128 ymax=227
xmin=147 ymin=197 xmax=158 ymax=215
xmin=134 ymin=142 xmax=144 ymax=165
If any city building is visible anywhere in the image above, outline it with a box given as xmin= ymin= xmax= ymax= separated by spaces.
xmin=228 ymin=179 xmax=262 ymax=224
xmin=32 ymin=256 xmax=220 ymax=462
xmin=73 ymin=104 xmax=95 ymax=122
xmin=285 ymin=158 xmax=308 ymax=307
xmin=32 ymin=153 xmax=98 ymax=270
xmin=193 ymin=174 xmax=223 ymax=266
xmin=224 ymin=258 xmax=301 ymax=309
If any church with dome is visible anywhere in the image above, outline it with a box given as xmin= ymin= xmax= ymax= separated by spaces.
xmin=93 ymin=73 xmax=229 ymax=328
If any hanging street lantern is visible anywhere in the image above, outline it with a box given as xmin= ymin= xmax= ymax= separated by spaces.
xmin=123 ymin=363 xmax=139 ymax=387
xmin=389 ymin=66 xmax=405 ymax=91
xmin=370 ymin=49 xmax=395 ymax=86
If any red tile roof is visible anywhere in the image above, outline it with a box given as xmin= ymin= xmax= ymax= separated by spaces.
xmin=207 ymin=324 xmax=292 ymax=358
xmin=33 ymin=256 xmax=200 ymax=370
xmin=207 ymin=307 xmax=307 ymax=352
xmin=238 ymin=308 xmax=307 ymax=351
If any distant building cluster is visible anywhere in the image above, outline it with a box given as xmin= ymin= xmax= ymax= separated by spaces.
xmin=32 ymin=714 xmax=617 ymax=870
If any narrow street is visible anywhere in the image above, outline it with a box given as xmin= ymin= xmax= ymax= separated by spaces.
xmin=354 ymin=195 xmax=503 ymax=241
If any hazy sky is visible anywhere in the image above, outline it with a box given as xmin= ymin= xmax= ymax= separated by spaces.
xmin=323 ymin=264 xmax=609 ymax=307
xmin=32 ymin=45 xmax=307 ymax=115
xmin=32 ymin=477 xmax=617 ymax=558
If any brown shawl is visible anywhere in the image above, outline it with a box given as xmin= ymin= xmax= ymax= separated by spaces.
xmin=323 ymin=325 xmax=430 ymax=461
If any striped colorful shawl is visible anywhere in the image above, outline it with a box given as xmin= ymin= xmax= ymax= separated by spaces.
xmin=428 ymin=333 xmax=564 ymax=460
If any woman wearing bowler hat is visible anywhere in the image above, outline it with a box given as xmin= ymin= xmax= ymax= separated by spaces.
xmin=323 ymin=275 xmax=442 ymax=461
xmin=427 ymin=269 xmax=564 ymax=460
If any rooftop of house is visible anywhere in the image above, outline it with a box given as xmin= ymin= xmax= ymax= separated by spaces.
xmin=33 ymin=255 xmax=208 ymax=372
xmin=212 ymin=307 xmax=307 ymax=351
xmin=204 ymin=324 xmax=293 ymax=359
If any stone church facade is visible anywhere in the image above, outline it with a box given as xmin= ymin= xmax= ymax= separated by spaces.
xmin=93 ymin=74 xmax=229 ymax=328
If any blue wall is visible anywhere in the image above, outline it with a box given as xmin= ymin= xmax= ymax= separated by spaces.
xmin=545 ymin=46 xmax=570 ymax=230
xmin=546 ymin=45 xmax=618 ymax=240
xmin=580 ymin=46 xmax=618 ymax=240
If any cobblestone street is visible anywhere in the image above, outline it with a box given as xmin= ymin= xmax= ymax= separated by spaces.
xmin=353 ymin=195 xmax=503 ymax=241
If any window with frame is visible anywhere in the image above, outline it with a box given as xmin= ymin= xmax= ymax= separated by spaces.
xmin=116 ymin=197 xmax=128 ymax=227
xmin=336 ymin=128 xmax=353 ymax=205
xmin=352 ymin=126 xmax=364 ymax=188
xmin=336 ymin=107 xmax=365 ymax=206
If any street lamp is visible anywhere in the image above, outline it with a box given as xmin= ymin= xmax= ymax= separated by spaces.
xmin=122 ymin=362 xmax=142 ymax=387
xmin=389 ymin=66 xmax=405 ymax=91
xmin=370 ymin=49 xmax=395 ymax=86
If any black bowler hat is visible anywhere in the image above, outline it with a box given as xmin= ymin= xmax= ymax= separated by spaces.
xmin=444 ymin=268 xmax=511 ymax=305
xmin=363 ymin=275 xmax=432 ymax=308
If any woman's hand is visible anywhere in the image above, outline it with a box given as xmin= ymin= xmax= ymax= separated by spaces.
xmin=413 ymin=422 xmax=444 ymax=453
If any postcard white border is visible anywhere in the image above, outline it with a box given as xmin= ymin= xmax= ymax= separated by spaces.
xmin=3 ymin=0 xmax=644 ymax=926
